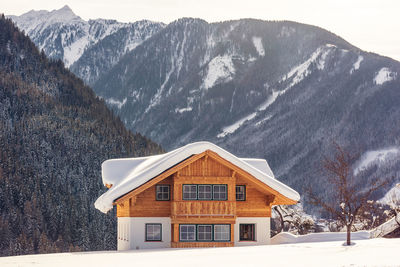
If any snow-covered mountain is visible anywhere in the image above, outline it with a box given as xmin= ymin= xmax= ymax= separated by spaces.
xmin=10 ymin=9 xmax=400 ymax=208
xmin=70 ymin=20 xmax=164 ymax=86
xmin=8 ymin=5 xmax=164 ymax=73
xmin=93 ymin=18 xmax=400 ymax=204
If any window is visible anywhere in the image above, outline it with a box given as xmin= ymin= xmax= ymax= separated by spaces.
xmin=214 ymin=225 xmax=230 ymax=241
xmin=197 ymin=225 xmax=212 ymax=241
xmin=183 ymin=185 xmax=197 ymax=200
xmin=239 ymin=224 xmax=255 ymax=241
xmin=198 ymin=185 xmax=212 ymax=200
xmin=156 ymin=185 xmax=170 ymax=201
xmin=180 ymin=224 xmax=230 ymax=242
xmin=235 ymin=185 xmax=246 ymax=201
xmin=182 ymin=184 xmax=228 ymax=200
xmin=146 ymin=224 xmax=162 ymax=241
xmin=213 ymin=185 xmax=227 ymax=200
xmin=180 ymin=225 xmax=196 ymax=241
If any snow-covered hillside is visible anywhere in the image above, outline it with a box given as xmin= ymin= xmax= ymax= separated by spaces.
xmin=354 ymin=147 xmax=400 ymax=175
xmin=1 ymin=238 xmax=399 ymax=267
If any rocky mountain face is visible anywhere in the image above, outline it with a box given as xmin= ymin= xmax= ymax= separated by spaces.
xmin=0 ymin=15 xmax=162 ymax=256
xmin=10 ymin=10 xmax=400 ymax=209
xmin=70 ymin=20 xmax=164 ymax=86
xmin=9 ymin=5 xmax=164 ymax=85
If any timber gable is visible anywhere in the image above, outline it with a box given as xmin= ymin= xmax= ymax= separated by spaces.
xmin=115 ymin=150 xmax=295 ymax=220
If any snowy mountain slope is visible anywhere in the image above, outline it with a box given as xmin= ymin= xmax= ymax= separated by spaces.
xmin=354 ymin=147 xmax=400 ymax=175
xmin=8 ymin=6 xmax=163 ymax=70
xmin=1 ymin=238 xmax=400 ymax=267
xmin=92 ymin=18 xmax=400 ymax=205
xmin=70 ymin=20 xmax=165 ymax=86
xmin=9 ymin=8 xmax=400 ymax=207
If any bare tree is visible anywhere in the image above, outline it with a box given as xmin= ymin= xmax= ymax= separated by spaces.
xmin=307 ymin=142 xmax=392 ymax=245
xmin=272 ymin=206 xmax=292 ymax=233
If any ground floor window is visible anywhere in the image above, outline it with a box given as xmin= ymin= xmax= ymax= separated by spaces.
xmin=180 ymin=224 xmax=231 ymax=242
xmin=239 ymin=224 xmax=255 ymax=241
xmin=146 ymin=223 xmax=162 ymax=241
xmin=180 ymin=225 xmax=196 ymax=241
xmin=214 ymin=225 xmax=230 ymax=241
xmin=197 ymin=225 xmax=213 ymax=241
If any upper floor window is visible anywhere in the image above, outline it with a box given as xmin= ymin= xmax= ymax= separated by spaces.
xmin=182 ymin=185 xmax=197 ymax=200
xmin=156 ymin=185 xmax=170 ymax=201
xmin=213 ymin=185 xmax=227 ymax=200
xmin=198 ymin=185 xmax=212 ymax=200
xmin=235 ymin=185 xmax=246 ymax=201
xmin=182 ymin=184 xmax=227 ymax=200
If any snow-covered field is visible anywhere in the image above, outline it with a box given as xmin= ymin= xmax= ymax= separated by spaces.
xmin=1 ymin=238 xmax=399 ymax=267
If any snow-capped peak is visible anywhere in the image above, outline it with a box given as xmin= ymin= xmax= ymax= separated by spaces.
xmin=8 ymin=6 xmax=131 ymax=67
xmin=59 ymin=5 xmax=74 ymax=13
xmin=10 ymin=5 xmax=81 ymax=31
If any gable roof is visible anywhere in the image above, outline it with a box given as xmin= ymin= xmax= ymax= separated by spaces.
xmin=94 ymin=141 xmax=300 ymax=213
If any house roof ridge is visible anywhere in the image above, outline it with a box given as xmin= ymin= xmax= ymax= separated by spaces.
xmin=94 ymin=141 xmax=300 ymax=213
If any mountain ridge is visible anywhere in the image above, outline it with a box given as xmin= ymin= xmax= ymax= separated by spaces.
xmin=91 ymin=17 xmax=400 ymax=207
xmin=8 ymin=6 xmax=164 ymax=68
xmin=8 ymin=9 xmax=400 ymax=210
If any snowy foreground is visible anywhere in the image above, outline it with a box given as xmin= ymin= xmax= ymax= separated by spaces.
xmin=1 ymin=238 xmax=399 ymax=267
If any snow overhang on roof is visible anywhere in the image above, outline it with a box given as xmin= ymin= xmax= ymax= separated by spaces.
xmin=94 ymin=141 xmax=300 ymax=213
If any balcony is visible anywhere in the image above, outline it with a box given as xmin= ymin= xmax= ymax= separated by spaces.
xmin=171 ymin=200 xmax=236 ymax=221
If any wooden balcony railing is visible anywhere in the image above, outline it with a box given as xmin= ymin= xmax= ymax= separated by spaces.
xmin=171 ymin=201 xmax=236 ymax=217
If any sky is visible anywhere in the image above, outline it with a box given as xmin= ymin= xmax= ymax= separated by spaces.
xmin=2 ymin=0 xmax=400 ymax=61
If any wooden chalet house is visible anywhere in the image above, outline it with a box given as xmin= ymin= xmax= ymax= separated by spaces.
xmin=95 ymin=142 xmax=300 ymax=249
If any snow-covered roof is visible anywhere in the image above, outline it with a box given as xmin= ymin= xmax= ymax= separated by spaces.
xmin=94 ymin=141 xmax=300 ymax=213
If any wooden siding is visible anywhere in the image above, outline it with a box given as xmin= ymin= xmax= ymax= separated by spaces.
xmin=179 ymin=156 xmax=232 ymax=177
xmin=171 ymin=157 xmax=237 ymax=220
xmin=117 ymin=176 xmax=173 ymax=217
xmin=116 ymin=150 xmax=296 ymax=220
xmin=236 ymin=174 xmax=272 ymax=217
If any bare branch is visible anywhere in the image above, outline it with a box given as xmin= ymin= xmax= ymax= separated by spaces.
xmin=308 ymin=141 xmax=392 ymax=245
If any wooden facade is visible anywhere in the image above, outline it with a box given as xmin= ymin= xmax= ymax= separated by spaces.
xmin=114 ymin=150 xmax=296 ymax=248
